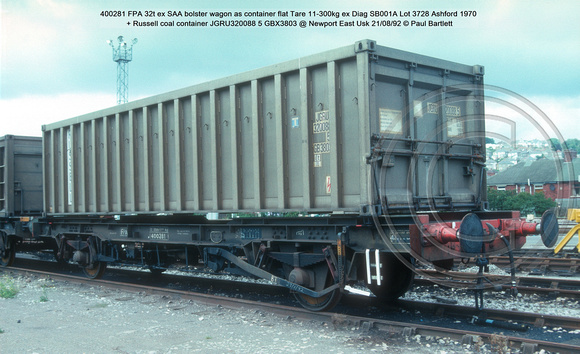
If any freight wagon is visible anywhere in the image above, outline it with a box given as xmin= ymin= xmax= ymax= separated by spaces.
xmin=0 ymin=135 xmax=43 ymax=266
xmin=0 ymin=40 xmax=558 ymax=311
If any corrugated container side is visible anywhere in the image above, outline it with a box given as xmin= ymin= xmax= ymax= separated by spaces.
xmin=43 ymin=40 xmax=485 ymax=216
xmin=0 ymin=135 xmax=43 ymax=217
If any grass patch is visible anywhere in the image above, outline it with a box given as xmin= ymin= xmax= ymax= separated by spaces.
xmin=39 ymin=287 xmax=49 ymax=302
xmin=0 ymin=275 xmax=19 ymax=299
xmin=38 ymin=283 xmax=55 ymax=303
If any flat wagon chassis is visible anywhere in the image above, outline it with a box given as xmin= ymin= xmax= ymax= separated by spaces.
xmin=2 ymin=209 xmax=554 ymax=311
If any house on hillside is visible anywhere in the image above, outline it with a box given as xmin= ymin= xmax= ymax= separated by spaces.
xmin=491 ymin=149 xmax=509 ymax=160
xmin=487 ymin=157 xmax=580 ymax=207
xmin=528 ymin=150 xmax=545 ymax=160
xmin=497 ymin=159 xmax=516 ymax=172
xmin=486 ymin=158 xmax=498 ymax=171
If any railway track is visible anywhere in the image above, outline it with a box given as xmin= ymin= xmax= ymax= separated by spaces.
xmin=416 ymin=269 xmax=580 ymax=299
xmin=2 ymin=260 xmax=580 ymax=353
xmin=395 ymin=298 xmax=580 ymax=331
xmin=513 ymin=248 xmax=580 ymax=259
xmin=488 ymin=255 xmax=580 ymax=274
xmin=455 ymin=253 xmax=580 ymax=275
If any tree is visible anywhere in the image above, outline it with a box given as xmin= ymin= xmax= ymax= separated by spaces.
xmin=487 ymin=188 xmax=556 ymax=216
xmin=487 ymin=188 xmax=515 ymax=211
xmin=564 ymin=138 xmax=580 ymax=152
xmin=549 ymin=138 xmax=562 ymax=151
xmin=485 ymin=137 xmax=495 ymax=144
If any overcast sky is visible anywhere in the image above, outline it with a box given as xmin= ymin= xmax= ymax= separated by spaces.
xmin=1 ymin=0 xmax=579 ymax=142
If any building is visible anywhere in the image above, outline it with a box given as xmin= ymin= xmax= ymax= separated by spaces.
xmin=486 ymin=158 xmax=498 ymax=171
xmin=487 ymin=157 xmax=580 ymax=202
xmin=496 ymin=159 xmax=517 ymax=172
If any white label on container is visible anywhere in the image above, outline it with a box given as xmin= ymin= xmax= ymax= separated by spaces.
xmin=379 ymin=108 xmax=402 ymax=135
xmin=313 ymin=113 xmax=330 ymax=133
xmin=447 ymin=117 xmax=465 ymax=137
xmin=313 ymin=110 xmax=330 ymax=167
xmin=413 ymin=100 xmax=423 ymax=117
xmin=444 ymin=105 xmax=461 ymax=117
xmin=314 ymin=154 xmax=322 ymax=167
xmin=426 ymin=103 xmax=461 ymax=117
xmin=313 ymin=142 xmax=330 ymax=154
xmin=427 ymin=103 xmax=438 ymax=114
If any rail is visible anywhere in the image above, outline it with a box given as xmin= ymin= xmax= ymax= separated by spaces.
xmin=3 ymin=262 xmax=579 ymax=353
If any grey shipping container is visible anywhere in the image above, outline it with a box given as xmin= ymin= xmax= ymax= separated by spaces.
xmin=43 ymin=39 xmax=486 ymax=216
xmin=0 ymin=135 xmax=43 ymax=217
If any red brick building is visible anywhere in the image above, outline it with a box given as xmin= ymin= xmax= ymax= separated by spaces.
xmin=487 ymin=157 xmax=580 ymax=202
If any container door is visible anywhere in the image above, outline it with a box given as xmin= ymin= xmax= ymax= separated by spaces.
xmin=371 ymin=60 xmax=485 ymax=213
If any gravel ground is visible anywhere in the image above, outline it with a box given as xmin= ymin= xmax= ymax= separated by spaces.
xmin=1 ymin=232 xmax=577 ymax=352
xmin=409 ymin=264 xmax=580 ymax=318
xmin=0 ymin=274 xmax=475 ymax=354
xmin=2 ymin=257 xmax=579 ymax=353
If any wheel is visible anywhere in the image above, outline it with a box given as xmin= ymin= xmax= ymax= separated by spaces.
xmin=292 ymin=263 xmax=342 ymax=312
xmin=294 ymin=287 xmax=342 ymax=312
xmin=82 ymin=261 xmax=107 ymax=279
xmin=81 ymin=236 xmax=107 ymax=279
xmin=367 ymin=253 xmax=414 ymax=302
xmin=0 ymin=233 xmax=16 ymax=267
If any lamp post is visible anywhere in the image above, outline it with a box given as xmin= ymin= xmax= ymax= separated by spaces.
xmin=107 ymin=36 xmax=138 ymax=105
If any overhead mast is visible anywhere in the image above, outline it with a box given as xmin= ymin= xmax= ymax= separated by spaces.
xmin=107 ymin=36 xmax=138 ymax=105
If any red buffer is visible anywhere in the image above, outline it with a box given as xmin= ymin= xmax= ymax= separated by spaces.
xmin=411 ymin=209 xmax=558 ymax=263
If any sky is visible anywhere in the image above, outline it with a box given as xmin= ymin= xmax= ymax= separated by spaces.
xmin=1 ymin=0 xmax=579 ymax=143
